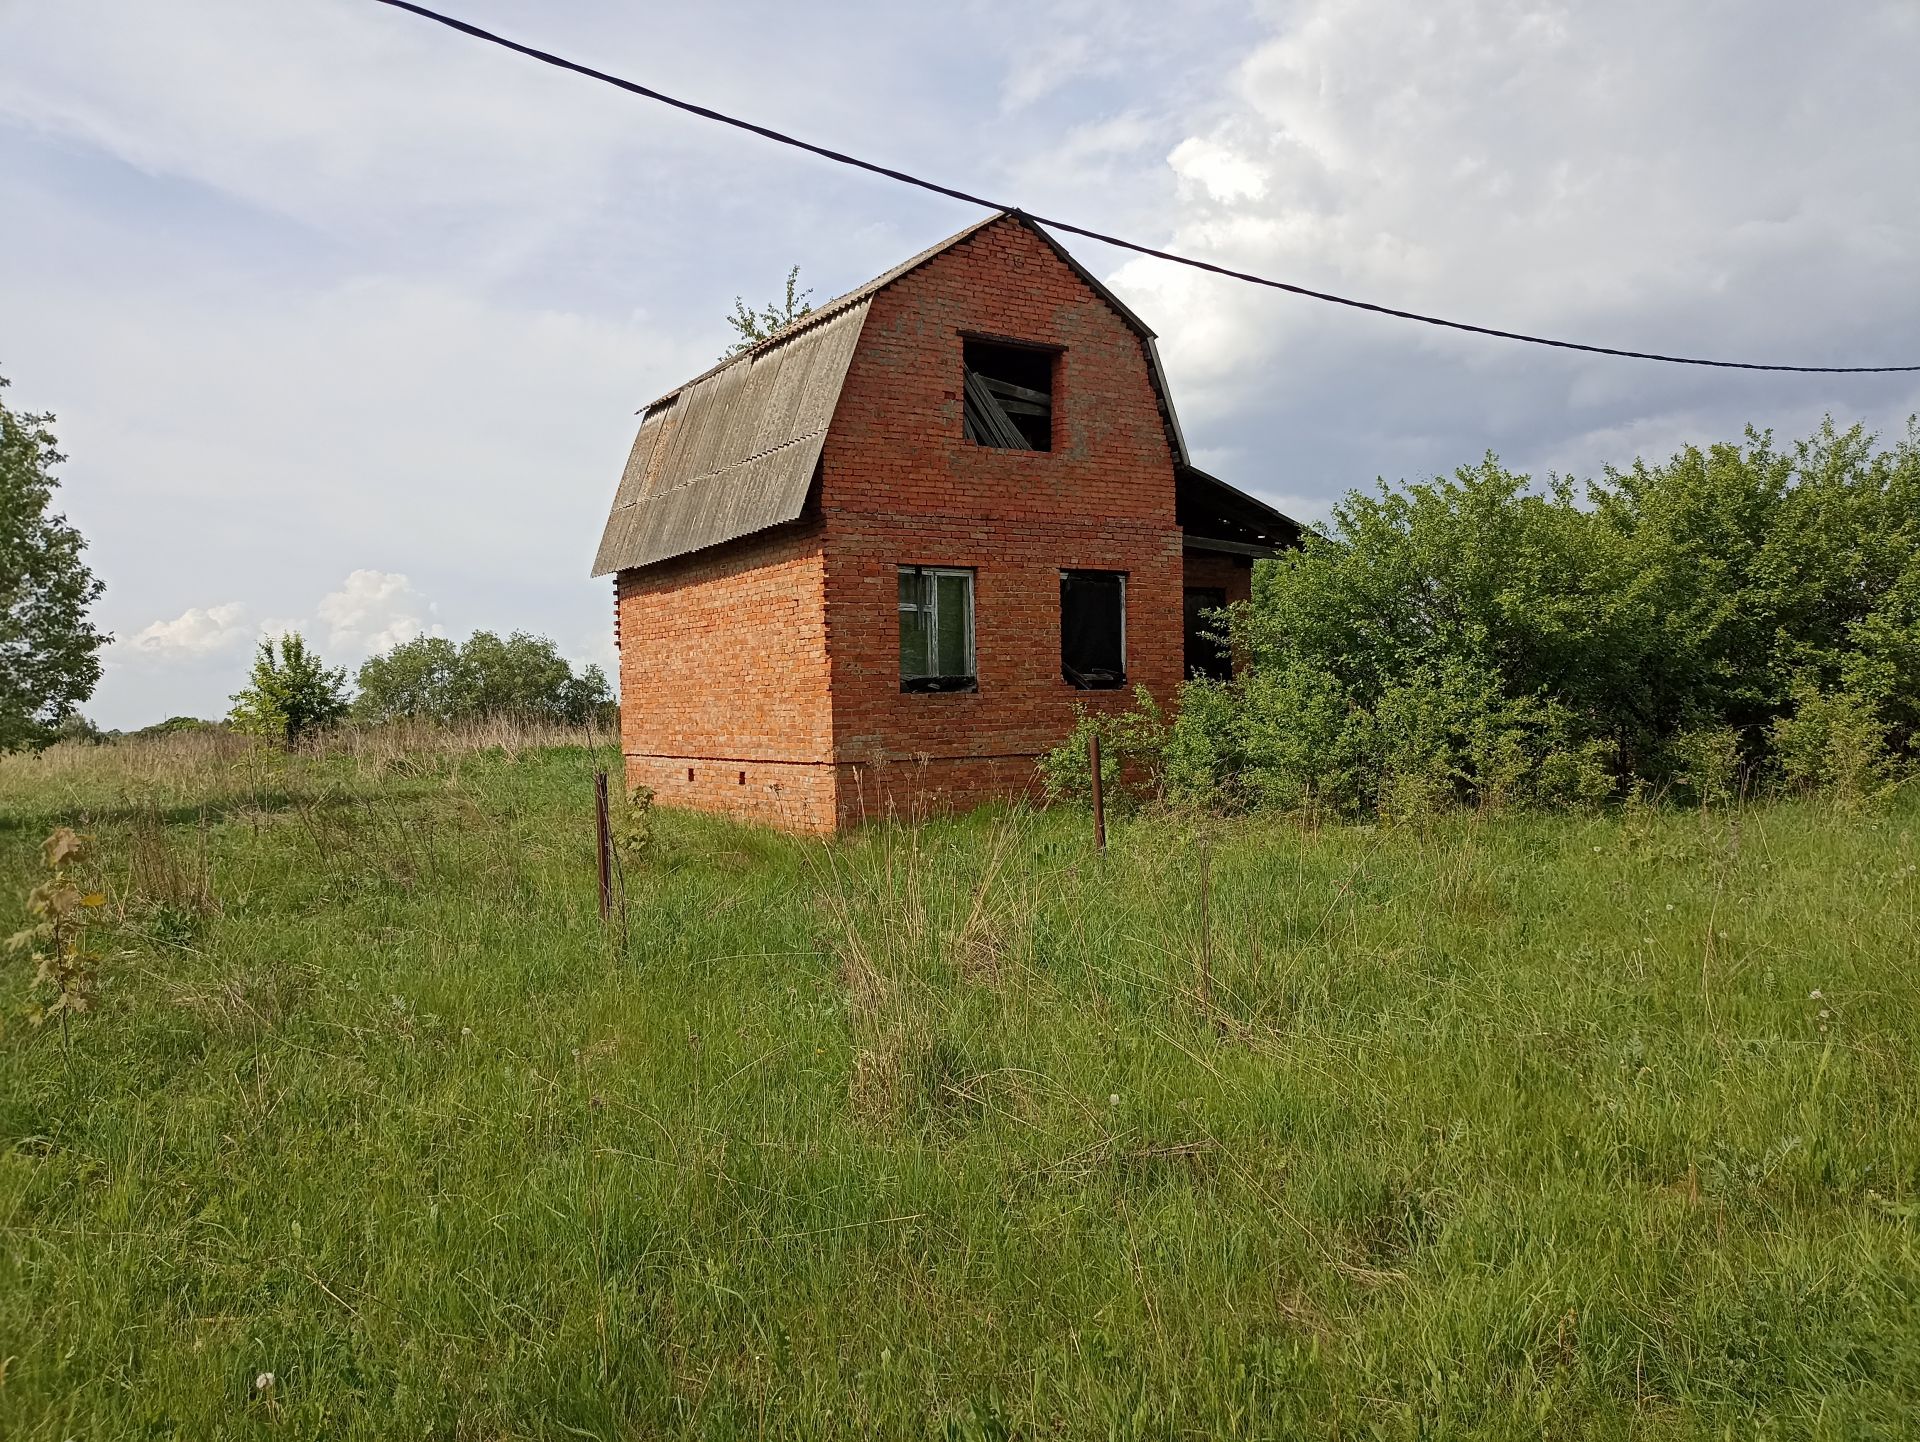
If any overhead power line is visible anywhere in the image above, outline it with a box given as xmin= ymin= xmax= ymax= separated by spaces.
xmin=369 ymin=0 xmax=1919 ymax=375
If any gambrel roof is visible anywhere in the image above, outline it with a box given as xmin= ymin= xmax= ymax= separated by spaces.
xmin=592 ymin=211 xmax=1294 ymax=576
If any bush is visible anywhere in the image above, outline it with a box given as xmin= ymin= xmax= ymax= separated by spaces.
xmin=1771 ymin=683 xmax=1892 ymax=806
xmin=1051 ymin=419 xmax=1918 ymax=821
xmin=1037 ymin=689 xmax=1168 ymax=814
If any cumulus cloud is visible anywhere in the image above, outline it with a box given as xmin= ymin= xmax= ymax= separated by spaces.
xmin=314 ymin=569 xmax=441 ymax=654
xmin=125 ymin=571 xmax=441 ymax=675
xmin=130 ymin=602 xmax=252 ymax=659
xmin=1168 ymin=136 xmax=1267 ymax=203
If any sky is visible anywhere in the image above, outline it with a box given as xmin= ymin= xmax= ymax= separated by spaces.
xmin=3 ymin=0 xmax=1917 ymax=729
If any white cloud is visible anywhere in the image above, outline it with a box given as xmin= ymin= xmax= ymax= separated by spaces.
xmin=120 ymin=569 xmax=441 ymax=680
xmin=0 ymin=0 xmax=627 ymax=261
xmin=1168 ymin=136 xmax=1267 ymax=203
xmin=314 ymin=569 xmax=440 ymax=654
xmin=130 ymin=602 xmax=251 ymax=659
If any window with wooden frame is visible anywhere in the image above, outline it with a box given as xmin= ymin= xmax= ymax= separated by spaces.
xmin=1060 ymin=570 xmax=1126 ymax=689
xmin=962 ymin=338 xmax=1055 ymax=451
xmin=898 ymin=566 xmax=976 ymax=692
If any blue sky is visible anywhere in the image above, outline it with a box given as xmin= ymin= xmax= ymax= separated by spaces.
xmin=4 ymin=0 xmax=1917 ymax=728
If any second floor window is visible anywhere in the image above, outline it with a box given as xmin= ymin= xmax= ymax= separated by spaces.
xmin=899 ymin=565 xmax=976 ymax=692
xmin=962 ymin=339 xmax=1054 ymax=451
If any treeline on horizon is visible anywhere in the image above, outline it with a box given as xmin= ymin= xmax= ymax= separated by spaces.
xmin=1049 ymin=418 xmax=1920 ymax=817
xmin=59 ymin=629 xmax=613 ymax=745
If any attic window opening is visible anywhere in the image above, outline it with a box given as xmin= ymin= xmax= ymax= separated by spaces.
xmin=963 ymin=339 xmax=1054 ymax=451
xmin=1061 ymin=570 xmax=1126 ymax=689
xmin=899 ymin=565 xmax=976 ymax=692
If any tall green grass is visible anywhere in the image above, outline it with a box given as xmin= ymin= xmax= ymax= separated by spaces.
xmin=1 ymin=733 xmax=1916 ymax=1438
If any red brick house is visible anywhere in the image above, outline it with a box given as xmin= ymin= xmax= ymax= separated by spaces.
xmin=592 ymin=210 xmax=1298 ymax=832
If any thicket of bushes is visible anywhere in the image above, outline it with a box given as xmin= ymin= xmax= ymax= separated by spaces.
xmin=1045 ymin=420 xmax=1920 ymax=817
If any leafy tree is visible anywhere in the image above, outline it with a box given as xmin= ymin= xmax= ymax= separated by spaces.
xmin=1 ymin=372 xmax=108 ymax=751
xmin=229 ymin=633 xmax=350 ymax=747
xmin=722 ymin=266 xmax=812 ymax=358
xmin=354 ymin=635 xmax=460 ymax=722
xmin=355 ymin=630 xmax=612 ymax=726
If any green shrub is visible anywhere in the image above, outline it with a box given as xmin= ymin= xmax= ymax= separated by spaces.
xmin=1771 ymin=682 xmax=1892 ymax=806
xmin=1665 ymin=723 xmax=1745 ymax=806
xmin=1037 ymin=688 xmax=1169 ymax=814
xmin=1133 ymin=419 xmax=1920 ymax=820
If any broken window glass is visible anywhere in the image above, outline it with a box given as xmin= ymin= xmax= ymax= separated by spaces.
xmin=1060 ymin=570 xmax=1126 ymax=689
xmin=962 ymin=339 xmax=1054 ymax=451
xmin=899 ymin=565 xmax=976 ymax=692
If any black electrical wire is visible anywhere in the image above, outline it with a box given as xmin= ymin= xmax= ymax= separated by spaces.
xmin=368 ymin=0 xmax=1920 ymax=375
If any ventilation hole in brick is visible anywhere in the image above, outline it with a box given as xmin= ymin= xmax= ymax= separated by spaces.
xmin=686 ymin=767 xmax=695 ymax=782
xmin=737 ymin=770 xmax=747 ymax=785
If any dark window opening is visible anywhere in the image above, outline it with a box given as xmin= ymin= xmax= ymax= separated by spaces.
xmin=686 ymin=767 xmax=695 ymax=782
xmin=962 ymin=339 xmax=1054 ymax=451
xmin=1061 ymin=570 xmax=1126 ymax=689
xmin=899 ymin=565 xmax=977 ymax=692
xmin=1184 ymin=586 xmax=1233 ymax=681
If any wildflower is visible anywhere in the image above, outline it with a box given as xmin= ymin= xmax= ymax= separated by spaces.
xmin=255 ymin=1372 xmax=275 ymax=1393
xmin=1808 ymin=989 xmax=1823 ymax=1001
xmin=1665 ymin=903 xmax=1675 ymax=912
xmin=460 ymin=1026 xmax=472 ymax=1036
xmin=1108 ymin=1093 xmax=1121 ymax=1107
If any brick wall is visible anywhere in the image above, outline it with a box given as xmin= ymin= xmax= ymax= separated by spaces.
xmin=614 ymin=519 xmax=840 ymax=831
xmin=818 ymin=217 xmax=1185 ymax=823
xmin=613 ymin=213 xmax=1198 ymax=831
xmin=1182 ymin=551 xmax=1254 ymax=608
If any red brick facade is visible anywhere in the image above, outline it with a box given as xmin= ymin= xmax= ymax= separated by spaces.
xmin=614 ymin=215 xmax=1249 ymax=831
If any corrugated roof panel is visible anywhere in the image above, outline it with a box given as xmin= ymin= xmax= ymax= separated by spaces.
xmin=590 ymin=415 xmax=666 ymax=576
xmin=748 ymin=325 xmax=822 ymax=457
xmin=681 ymin=359 xmax=752 ymax=485
xmin=793 ymin=308 xmax=865 ymax=432
xmin=590 ymin=300 xmax=869 ymax=574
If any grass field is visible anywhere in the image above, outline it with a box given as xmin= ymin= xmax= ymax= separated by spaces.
xmin=2 ymin=730 xmax=1917 ymax=1439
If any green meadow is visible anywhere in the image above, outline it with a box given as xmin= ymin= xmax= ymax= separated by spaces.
xmin=2 ymin=730 xmax=1916 ymax=1439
